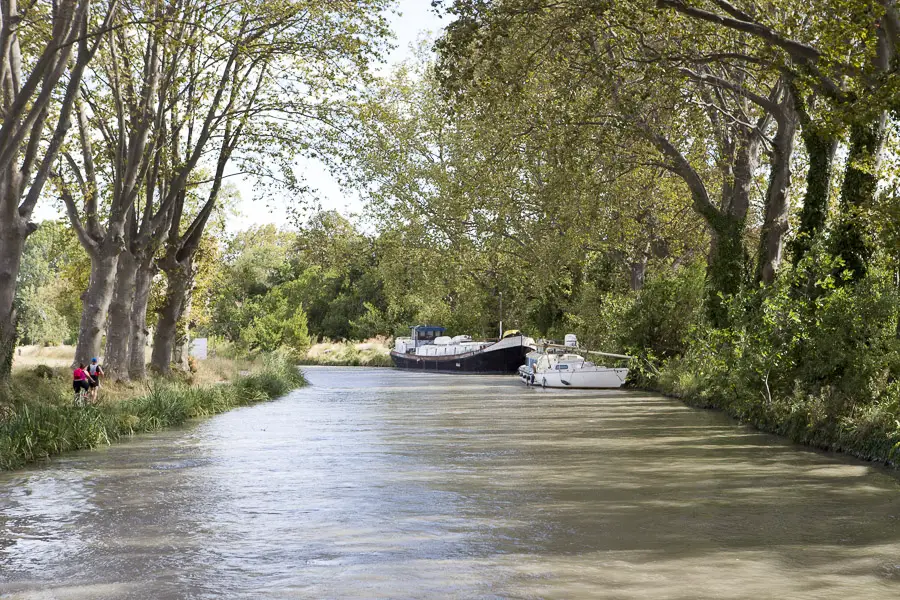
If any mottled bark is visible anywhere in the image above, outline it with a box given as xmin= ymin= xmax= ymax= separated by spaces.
xmin=172 ymin=292 xmax=191 ymax=370
xmin=629 ymin=243 xmax=650 ymax=291
xmin=0 ymin=203 xmax=27 ymax=378
xmin=629 ymin=259 xmax=647 ymax=292
xmin=128 ymin=260 xmax=154 ymax=379
xmin=756 ymin=92 xmax=798 ymax=285
xmin=0 ymin=0 xmax=114 ymax=379
xmin=706 ymin=213 xmax=747 ymax=325
xmin=150 ymin=258 xmax=192 ymax=374
xmin=642 ymin=122 xmax=759 ymax=326
xmin=73 ymin=236 xmax=121 ymax=366
xmin=103 ymin=248 xmax=136 ymax=379
xmin=705 ymin=136 xmax=759 ymax=325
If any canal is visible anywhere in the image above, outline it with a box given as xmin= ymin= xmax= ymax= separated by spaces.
xmin=2 ymin=367 xmax=900 ymax=598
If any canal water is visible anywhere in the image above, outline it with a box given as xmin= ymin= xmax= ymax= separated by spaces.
xmin=2 ymin=367 xmax=900 ymax=599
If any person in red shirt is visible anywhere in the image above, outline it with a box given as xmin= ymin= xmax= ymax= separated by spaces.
xmin=73 ymin=363 xmax=92 ymax=403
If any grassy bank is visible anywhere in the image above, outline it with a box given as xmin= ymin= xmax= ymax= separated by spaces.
xmin=0 ymin=354 xmax=305 ymax=471
xmin=652 ymin=364 xmax=900 ymax=467
xmin=298 ymin=337 xmax=393 ymax=367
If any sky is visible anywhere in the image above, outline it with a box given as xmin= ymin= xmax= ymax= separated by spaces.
xmin=33 ymin=1 xmax=446 ymax=231
xmin=227 ymin=0 xmax=445 ymax=232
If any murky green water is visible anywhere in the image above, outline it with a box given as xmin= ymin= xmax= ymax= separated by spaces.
xmin=2 ymin=367 xmax=900 ymax=599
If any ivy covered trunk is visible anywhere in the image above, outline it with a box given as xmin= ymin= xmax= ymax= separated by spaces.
xmin=74 ymin=238 xmax=121 ymax=366
xmin=790 ymin=128 xmax=838 ymax=266
xmin=128 ymin=261 xmax=155 ymax=379
xmin=830 ymin=116 xmax=887 ymax=281
xmin=103 ymin=249 xmax=137 ymax=379
xmin=706 ymin=213 xmax=746 ymax=326
xmin=705 ymin=137 xmax=756 ymax=326
xmin=0 ymin=210 xmax=27 ymax=379
xmin=151 ymin=258 xmax=193 ymax=374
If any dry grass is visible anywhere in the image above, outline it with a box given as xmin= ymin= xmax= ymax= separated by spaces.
xmin=13 ymin=345 xmax=154 ymax=370
xmin=192 ymin=356 xmax=256 ymax=385
xmin=10 ymin=346 xmax=258 ymax=404
xmin=13 ymin=345 xmax=77 ymax=369
xmin=301 ymin=336 xmax=393 ymax=367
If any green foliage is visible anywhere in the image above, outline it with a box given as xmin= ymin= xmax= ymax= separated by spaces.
xmin=656 ymin=250 xmax=900 ymax=462
xmin=15 ymin=221 xmax=88 ymax=346
xmin=350 ymin=302 xmax=393 ymax=340
xmin=0 ymin=355 xmax=306 ymax=470
xmin=206 ymin=215 xmax=392 ymax=349
xmin=563 ymin=288 xmax=634 ymax=353
xmin=239 ymin=284 xmax=312 ymax=358
xmin=620 ymin=262 xmax=706 ymax=360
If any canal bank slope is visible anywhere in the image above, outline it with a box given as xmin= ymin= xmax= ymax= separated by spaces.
xmin=0 ymin=354 xmax=306 ymax=470
xmin=649 ymin=360 xmax=900 ymax=468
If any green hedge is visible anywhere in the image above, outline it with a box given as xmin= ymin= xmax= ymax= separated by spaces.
xmin=0 ymin=355 xmax=306 ymax=471
xmin=649 ymin=256 xmax=900 ymax=465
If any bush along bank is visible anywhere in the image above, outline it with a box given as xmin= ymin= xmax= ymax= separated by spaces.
xmin=0 ymin=355 xmax=306 ymax=471
xmin=618 ymin=254 xmax=900 ymax=466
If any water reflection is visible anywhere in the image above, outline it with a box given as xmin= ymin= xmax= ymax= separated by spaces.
xmin=1 ymin=367 xmax=900 ymax=599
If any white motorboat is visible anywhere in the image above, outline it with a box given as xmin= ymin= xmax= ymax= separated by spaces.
xmin=517 ymin=335 xmax=631 ymax=389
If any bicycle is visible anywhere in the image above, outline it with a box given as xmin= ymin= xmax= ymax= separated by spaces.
xmin=74 ymin=387 xmax=89 ymax=407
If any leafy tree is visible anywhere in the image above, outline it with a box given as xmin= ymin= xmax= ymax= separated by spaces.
xmin=15 ymin=221 xmax=89 ymax=346
xmin=148 ymin=0 xmax=391 ymax=374
xmin=0 ymin=0 xmax=116 ymax=377
xmin=239 ymin=282 xmax=312 ymax=358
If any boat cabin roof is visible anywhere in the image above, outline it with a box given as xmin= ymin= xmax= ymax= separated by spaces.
xmin=411 ymin=325 xmax=446 ymax=333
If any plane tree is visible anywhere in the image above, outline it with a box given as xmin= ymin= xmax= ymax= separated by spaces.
xmin=0 ymin=0 xmax=116 ymax=377
xmin=655 ymin=0 xmax=900 ymax=279
xmin=147 ymin=0 xmax=391 ymax=374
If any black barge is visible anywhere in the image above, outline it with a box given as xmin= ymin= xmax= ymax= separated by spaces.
xmin=390 ymin=325 xmax=534 ymax=374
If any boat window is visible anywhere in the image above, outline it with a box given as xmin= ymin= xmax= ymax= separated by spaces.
xmin=557 ymin=365 xmax=568 ymax=370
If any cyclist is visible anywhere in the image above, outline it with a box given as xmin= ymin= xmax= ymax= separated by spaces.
xmin=87 ymin=358 xmax=104 ymax=402
xmin=72 ymin=363 xmax=91 ymax=405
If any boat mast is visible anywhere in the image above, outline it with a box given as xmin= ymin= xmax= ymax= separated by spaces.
xmin=499 ymin=291 xmax=503 ymax=338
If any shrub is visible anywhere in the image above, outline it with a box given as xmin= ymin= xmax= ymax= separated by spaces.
xmin=32 ymin=365 xmax=55 ymax=379
xmin=655 ymin=249 xmax=900 ymax=463
xmin=621 ymin=261 xmax=706 ymax=360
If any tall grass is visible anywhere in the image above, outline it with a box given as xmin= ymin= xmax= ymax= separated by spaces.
xmin=0 ymin=354 xmax=306 ymax=471
xmin=299 ymin=337 xmax=393 ymax=367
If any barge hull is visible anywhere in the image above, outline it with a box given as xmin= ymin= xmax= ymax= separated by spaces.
xmin=391 ymin=341 xmax=530 ymax=374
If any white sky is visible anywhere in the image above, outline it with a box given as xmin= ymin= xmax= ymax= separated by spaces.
xmin=33 ymin=1 xmax=446 ymax=231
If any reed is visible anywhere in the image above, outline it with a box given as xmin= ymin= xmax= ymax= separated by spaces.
xmin=299 ymin=337 xmax=393 ymax=367
xmin=0 ymin=354 xmax=306 ymax=471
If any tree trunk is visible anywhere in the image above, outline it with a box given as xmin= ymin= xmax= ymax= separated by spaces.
xmin=756 ymin=99 xmax=798 ymax=285
xmin=629 ymin=246 xmax=649 ymax=291
xmin=74 ymin=238 xmax=121 ymax=366
xmin=789 ymin=128 xmax=838 ymax=266
xmin=103 ymin=249 xmax=137 ymax=380
xmin=831 ymin=115 xmax=888 ymax=281
xmin=705 ymin=136 xmax=758 ymax=325
xmin=151 ymin=258 xmax=193 ymax=374
xmin=128 ymin=260 xmax=155 ymax=379
xmin=172 ymin=291 xmax=192 ymax=370
xmin=0 ymin=213 xmax=27 ymax=379
xmin=706 ymin=213 xmax=746 ymax=326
